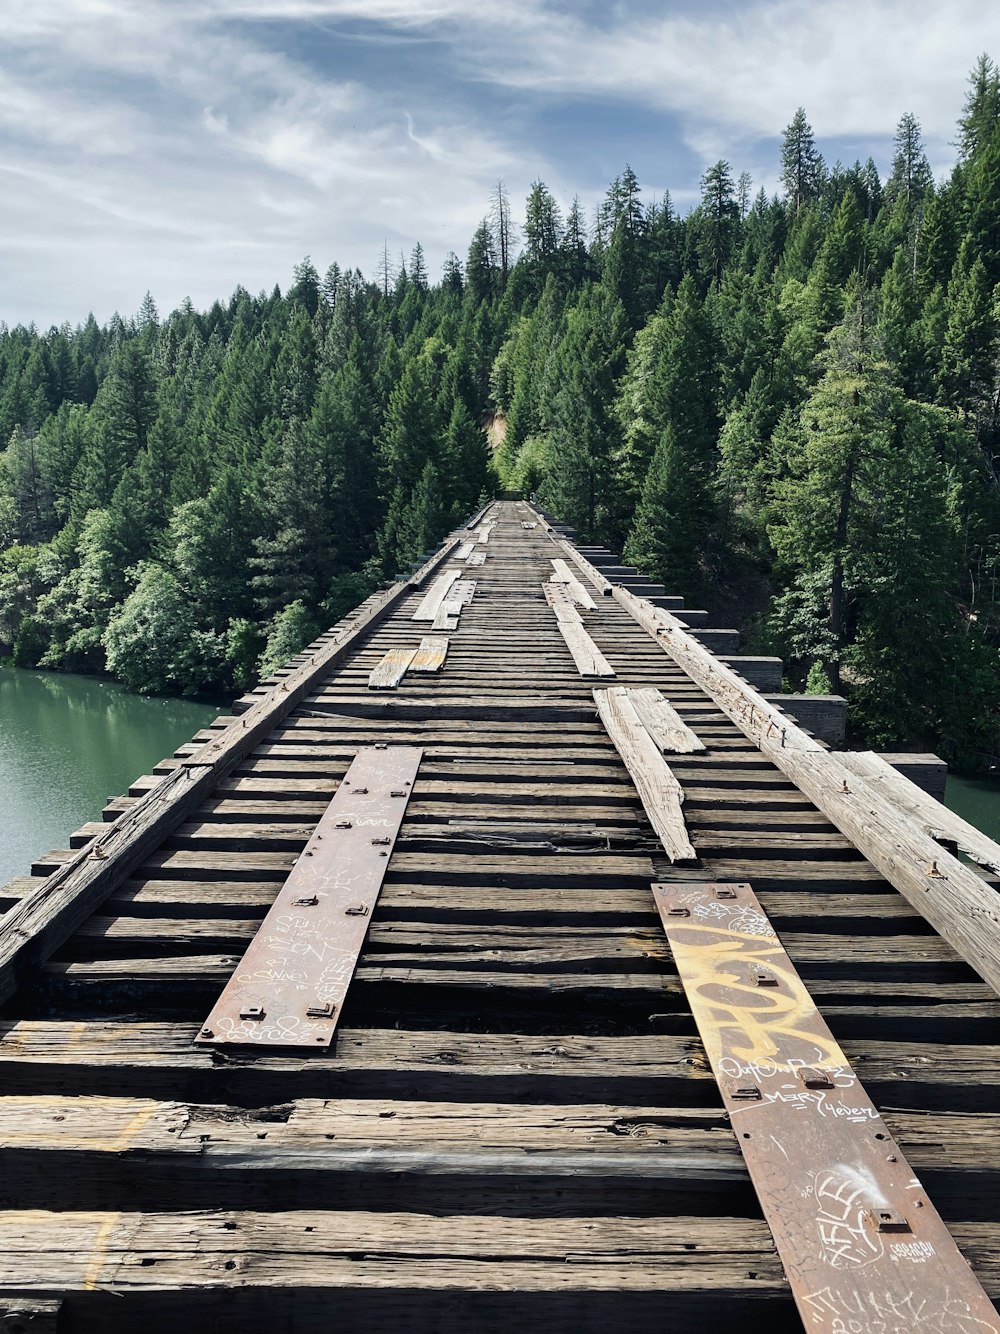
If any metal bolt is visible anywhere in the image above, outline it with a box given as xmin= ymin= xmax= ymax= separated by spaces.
xmin=345 ymin=903 xmax=370 ymax=917
xmin=335 ymin=820 xmax=353 ymax=829
xmin=352 ymin=787 xmax=369 ymax=795
xmin=715 ymin=887 xmax=737 ymax=900
xmin=306 ymin=1002 xmax=336 ymax=1019
xmin=728 ymin=1082 xmax=762 ymax=1102
xmin=797 ymin=1067 xmax=834 ymax=1090
xmin=371 ymin=837 xmax=391 ymax=846
xmin=239 ymin=1006 xmax=266 ymax=1021
xmin=390 ymin=789 xmax=406 ymax=798
xmin=201 ymin=1028 xmax=214 ymax=1039
xmin=294 ymin=895 xmax=319 ymax=907
xmin=667 ymin=906 xmax=690 ymax=918
xmin=866 ymin=1209 xmax=910 ymax=1233
xmin=753 ymin=967 xmax=779 ymax=988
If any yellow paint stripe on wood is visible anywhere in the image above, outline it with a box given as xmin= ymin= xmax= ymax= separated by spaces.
xmin=410 ymin=637 xmax=449 ymax=674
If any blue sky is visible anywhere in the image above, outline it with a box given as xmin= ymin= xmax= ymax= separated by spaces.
xmin=3 ymin=0 xmax=1000 ymax=327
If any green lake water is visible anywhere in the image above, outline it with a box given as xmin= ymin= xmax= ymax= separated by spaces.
xmin=0 ymin=668 xmax=220 ymax=887
xmin=0 ymin=664 xmax=998 ymax=891
xmin=943 ymin=771 xmax=1000 ymax=841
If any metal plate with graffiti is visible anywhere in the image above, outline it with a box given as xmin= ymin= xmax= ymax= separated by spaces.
xmin=652 ymin=880 xmax=999 ymax=1334
xmin=195 ymin=746 xmax=422 ymax=1049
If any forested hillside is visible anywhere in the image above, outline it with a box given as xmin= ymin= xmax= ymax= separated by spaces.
xmin=2 ymin=60 xmax=1000 ymax=766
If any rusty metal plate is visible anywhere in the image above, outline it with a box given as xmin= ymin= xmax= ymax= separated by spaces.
xmin=195 ymin=746 xmax=421 ymax=1049
xmin=652 ymin=881 xmax=999 ymax=1334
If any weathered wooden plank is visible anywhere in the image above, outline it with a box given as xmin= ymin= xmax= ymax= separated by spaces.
xmin=550 ymin=559 xmax=597 ymax=610
xmin=0 ymin=538 xmax=459 ymax=1006
xmin=593 ymin=689 xmax=696 ymax=862
xmin=840 ymin=751 xmax=1000 ymax=875
xmin=543 ymin=581 xmax=583 ymax=626
xmin=3 ymin=1094 xmax=995 ymax=1172
xmin=878 ymin=753 xmax=948 ymax=801
xmin=2 ymin=1021 xmax=996 ymax=1111
xmin=455 ymin=541 xmax=475 ymax=561
xmin=2 ymin=1097 xmax=995 ymax=1226
xmin=466 ymin=550 xmax=487 ymax=567
xmin=627 ymin=687 xmax=706 ymax=754
xmin=431 ymin=600 xmax=461 ymax=631
xmin=410 ymin=637 xmax=449 ymax=674
xmin=653 ymin=880 xmax=1000 ymax=1334
xmin=367 ymin=648 xmax=417 ymax=690
xmin=556 ymin=621 xmax=616 ymax=680
xmin=411 ymin=570 xmax=460 ymax=621
xmin=451 ymin=579 xmax=477 ymax=606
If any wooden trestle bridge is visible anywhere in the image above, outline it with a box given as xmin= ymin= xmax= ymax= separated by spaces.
xmin=0 ymin=499 xmax=999 ymax=1332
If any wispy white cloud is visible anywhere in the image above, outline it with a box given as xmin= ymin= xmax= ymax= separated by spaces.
xmin=1 ymin=0 xmax=997 ymax=325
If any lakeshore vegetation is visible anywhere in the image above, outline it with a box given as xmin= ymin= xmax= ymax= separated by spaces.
xmin=2 ymin=60 xmax=1000 ymax=765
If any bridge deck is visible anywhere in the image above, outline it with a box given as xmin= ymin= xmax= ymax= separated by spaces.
xmin=0 ymin=500 xmax=998 ymax=1332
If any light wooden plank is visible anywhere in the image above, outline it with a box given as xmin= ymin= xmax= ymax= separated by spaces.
xmin=542 ymin=581 xmax=582 ymax=625
xmin=410 ymin=637 xmax=449 ymax=674
xmin=557 ymin=621 xmax=616 ymax=679
xmin=840 ymin=751 xmax=1000 ymax=875
xmin=367 ymin=648 xmax=417 ymax=691
xmin=455 ymin=541 xmax=475 ymax=561
xmin=431 ymin=602 xmax=460 ymax=631
xmin=628 ymin=687 xmax=706 ymax=754
xmin=550 ymin=559 xmax=598 ymax=610
xmin=411 ymin=570 xmax=460 ymax=621
xmin=593 ymin=689 xmax=695 ymax=862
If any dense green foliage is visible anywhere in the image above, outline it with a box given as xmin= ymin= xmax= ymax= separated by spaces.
xmin=3 ymin=60 xmax=1000 ymax=764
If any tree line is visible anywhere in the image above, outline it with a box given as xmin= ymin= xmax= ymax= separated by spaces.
xmin=1 ymin=58 xmax=999 ymax=765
